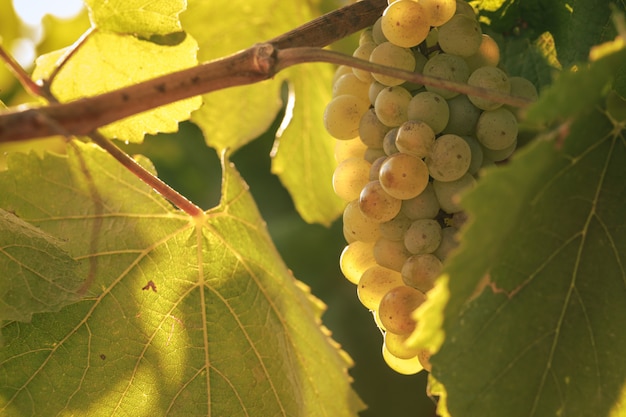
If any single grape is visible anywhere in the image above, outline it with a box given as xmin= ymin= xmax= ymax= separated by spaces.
xmin=343 ymin=199 xmax=381 ymax=242
xmin=454 ymin=0 xmax=476 ymax=18
xmin=359 ymin=27 xmax=375 ymax=46
xmin=357 ymin=265 xmax=404 ymax=310
xmin=407 ymin=91 xmax=450 ymax=134
xmin=426 ymin=133 xmax=472 ymax=182
xmin=432 ymin=173 xmax=476 ymax=213
xmin=384 ymin=331 xmax=421 ymax=360
xmin=334 ymin=137 xmax=366 ymax=162
xmin=438 ymin=14 xmax=482 ymax=57
xmin=475 ymin=107 xmax=518 ymax=150
xmin=374 ymin=237 xmax=411 ymax=272
xmin=401 ymin=253 xmax=443 ymax=292
xmin=379 ymin=152 xmax=430 ymax=200
xmin=340 ymin=241 xmax=377 ymax=285
xmin=404 ymin=219 xmax=442 ymax=254
xmin=467 ymin=66 xmax=511 ymax=110
xmin=481 ymin=139 xmax=517 ymax=161
xmin=382 ymin=127 xmax=400 ymax=156
xmin=465 ymin=34 xmax=500 ymax=72
xmin=433 ymin=226 xmax=459 ymax=261
xmin=332 ymin=65 xmax=353 ymax=85
xmin=372 ymin=16 xmax=388 ymax=44
xmin=369 ymin=155 xmax=387 ymax=181
xmin=370 ymin=42 xmax=416 ymax=86
xmin=420 ymin=0 xmax=457 ymax=26
xmin=332 ymin=157 xmax=372 ymax=201
xmin=382 ymin=344 xmax=424 ymax=375
xmin=352 ymin=42 xmax=376 ymax=82
xmin=332 ymin=73 xmax=370 ymax=102
xmin=460 ymin=135 xmax=484 ymax=175
xmin=368 ymin=81 xmax=387 ymax=106
xmin=359 ymin=109 xmax=390 ymax=149
xmin=505 ymin=76 xmax=539 ymax=116
xmin=442 ymin=94 xmax=481 ymax=136
xmin=381 ymin=0 xmax=431 ymax=48
xmin=395 ymin=120 xmax=435 ymax=158
xmin=401 ymin=183 xmax=441 ymax=220
xmin=324 ymin=94 xmax=371 ymax=139
xmin=378 ymin=285 xmax=427 ymax=334
xmin=359 ymin=180 xmax=402 ymax=222
xmin=423 ymin=53 xmax=470 ymax=99
xmin=364 ymin=148 xmax=387 ymax=164
xmin=379 ymin=212 xmax=412 ymax=241
xmin=374 ymin=86 xmax=412 ymax=127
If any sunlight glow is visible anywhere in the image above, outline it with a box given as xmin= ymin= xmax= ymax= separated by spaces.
xmin=12 ymin=0 xmax=84 ymax=26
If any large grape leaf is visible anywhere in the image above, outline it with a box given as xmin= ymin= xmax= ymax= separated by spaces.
xmin=181 ymin=0 xmax=343 ymax=225
xmin=0 ymin=143 xmax=363 ymax=416
xmin=271 ymin=65 xmax=345 ymax=225
xmin=0 ymin=210 xmax=82 ymax=323
xmin=31 ymin=31 xmax=201 ymax=143
xmin=431 ymin=49 xmax=626 ymax=416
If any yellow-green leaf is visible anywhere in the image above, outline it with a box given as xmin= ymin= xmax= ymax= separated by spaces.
xmin=0 ymin=142 xmax=363 ymax=416
xmin=32 ymin=31 xmax=201 ymax=143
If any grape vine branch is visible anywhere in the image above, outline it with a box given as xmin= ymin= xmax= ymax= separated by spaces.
xmin=0 ymin=0 xmax=531 ymax=217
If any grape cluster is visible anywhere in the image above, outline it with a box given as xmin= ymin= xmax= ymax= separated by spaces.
xmin=325 ymin=0 xmax=537 ymax=375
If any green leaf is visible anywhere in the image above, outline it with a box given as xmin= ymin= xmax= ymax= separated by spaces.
xmin=526 ymin=47 xmax=626 ymax=126
xmin=0 ymin=209 xmax=82 ymax=322
xmin=0 ymin=143 xmax=363 ymax=416
xmin=433 ymin=87 xmax=626 ymax=416
xmin=85 ymin=0 xmax=186 ymax=38
xmin=271 ymin=65 xmax=345 ymax=225
xmin=180 ymin=0 xmax=316 ymax=152
xmin=32 ymin=31 xmax=201 ymax=143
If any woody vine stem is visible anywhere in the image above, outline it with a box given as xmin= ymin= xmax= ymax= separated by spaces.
xmin=0 ymin=0 xmax=530 ymax=217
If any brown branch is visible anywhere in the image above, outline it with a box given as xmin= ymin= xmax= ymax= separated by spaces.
xmin=0 ymin=0 xmax=387 ymax=143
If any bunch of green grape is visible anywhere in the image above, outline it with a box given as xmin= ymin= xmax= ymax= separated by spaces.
xmin=324 ymin=0 xmax=537 ymax=375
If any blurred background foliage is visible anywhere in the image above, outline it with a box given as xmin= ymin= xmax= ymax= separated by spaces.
xmin=0 ymin=1 xmax=436 ymax=415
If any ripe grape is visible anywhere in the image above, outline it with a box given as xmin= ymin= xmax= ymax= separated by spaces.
xmin=420 ymin=0 xmax=457 ymax=26
xmin=374 ymin=86 xmax=412 ymax=127
xmin=378 ymin=285 xmax=427 ymax=334
xmin=465 ymin=34 xmax=500 ymax=72
xmin=442 ymin=94 xmax=481 ymax=136
xmin=332 ymin=73 xmax=370 ymax=101
xmin=324 ymin=95 xmax=370 ymax=139
xmin=437 ymin=14 xmax=482 ymax=57
xmin=340 ymin=241 xmax=377 ymax=284
xmin=384 ymin=331 xmax=421 ymax=360
xmin=352 ymin=42 xmax=376 ymax=82
xmin=401 ymin=183 xmax=441 ymax=220
xmin=423 ymin=53 xmax=470 ymax=99
xmin=426 ymin=133 xmax=472 ymax=182
xmin=359 ymin=180 xmax=402 ymax=222
xmin=381 ymin=0 xmax=431 ymax=48
xmin=401 ymin=253 xmax=443 ymax=292
xmin=407 ymin=92 xmax=450 ymax=134
xmin=434 ymin=226 xmax=459 ymax=261
xmin=379 ymin=213 xmax=412 ymax=241
xmin=379 ymin=152 xmax=430 ymax=200
xmin=369 ymin=42 xmax=416 ymax=86
xmin=395 ymin=120 xmax=436 ymax=158
xmin=467 ymin=66 xmax=511 ymax=110
xmin=332 ymin=157 xmax=372 ymax=201
xmin=382 ymin=344 xmax=424 ymax=375
xmin=475 ymin=107 xmax=518 ymax=150
xmin=357 ymin=265 xmax=404 ymax=310
xmin=359 ymin=108 xmax=390 ymax=149
xmin=374 ymin=237 xmax=411 ymax=272
xmin=343 ymin=199 xmax=381 ymax=242
xmin=432 ymin=173 xmax=476 ymax=213
xmin=404 ymin=219 xmax=442 ymax=254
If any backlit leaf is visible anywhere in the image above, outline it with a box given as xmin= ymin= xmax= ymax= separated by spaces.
xmin=0 ymin=142 xmax=363 ymax=416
